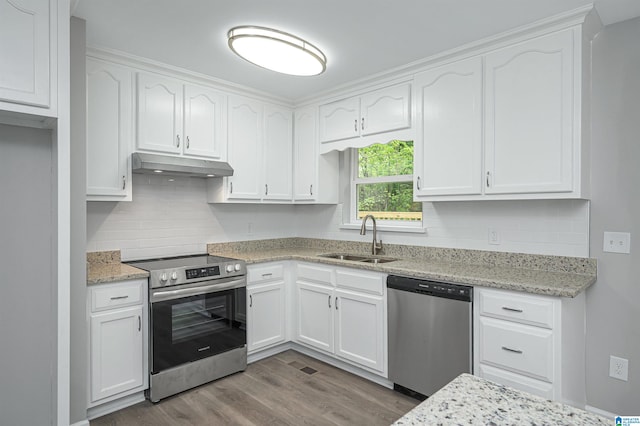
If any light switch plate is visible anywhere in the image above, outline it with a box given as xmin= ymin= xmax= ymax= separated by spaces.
xmin=603 ymin=232 xmax=631 ymax=254
xmin=488 ymin=228 xmax=500 ymax=245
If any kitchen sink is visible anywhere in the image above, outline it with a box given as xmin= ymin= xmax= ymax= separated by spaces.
xmin=318 ymin=253 xmax=398 ymax=264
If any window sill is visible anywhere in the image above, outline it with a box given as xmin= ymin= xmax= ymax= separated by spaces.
xmin=339 ymin=223 xmax=426 ymax=234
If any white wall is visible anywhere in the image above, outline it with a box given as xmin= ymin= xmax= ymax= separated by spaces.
xmin=586 ymin=16 xmax=640 ymax=415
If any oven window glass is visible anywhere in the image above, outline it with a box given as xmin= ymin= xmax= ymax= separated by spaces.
xmin=152 ymin=287 xmax=246 ymax=373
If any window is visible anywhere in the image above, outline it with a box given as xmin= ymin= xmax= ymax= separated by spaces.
xmin=351 ymin=140 xmax=422 ymax=226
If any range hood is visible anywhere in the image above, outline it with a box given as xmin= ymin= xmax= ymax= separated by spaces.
xmin=131 ymin=153 xmax=233 ymax=178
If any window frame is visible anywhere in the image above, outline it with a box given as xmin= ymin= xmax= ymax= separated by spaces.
xmin=349 ymin=145 xmax=423 ymax=229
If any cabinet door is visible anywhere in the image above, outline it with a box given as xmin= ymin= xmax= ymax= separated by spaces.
xmin=295 ymin=281 xmax=334 ymax=353
xmin=0 ymin=0 xmax=49 ymax=107
xmin=136 ymin=73 xmax=183 ymax=154
xmin=184 ymin=84 xmax=226 ymax=159
xmin=247 ymin=282 xmax=286 ymax=352
xmin=414 ymin=58 xmax=483 ymax=197
xmin=334 ymin=289 xmax=385 ymax=373
xmin=263 ymin=104 xmax=293 ymax=200
xmin=86 ymin=59 xmax=132 ymax=200
xmin=360 ymin=83 xmax=411 ymax=136
xmin=90 ymin=306 xmax=144 ymax=402
xmin=293 ymin=106 xmax=317 ymax=201
xmin=227 ymin=95 xmax=262 ymax=199
xmin=318 ymin=97 xmax=360 ymax=143
xmin=484 ymin=30 xmax=574 ymax=194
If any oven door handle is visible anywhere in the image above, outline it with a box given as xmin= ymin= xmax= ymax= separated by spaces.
xmin=151 ymin=278 xmax=246 ymax=303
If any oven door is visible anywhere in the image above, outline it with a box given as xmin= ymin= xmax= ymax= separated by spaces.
xmin=150 ymin=276 xmax=246 ymax=373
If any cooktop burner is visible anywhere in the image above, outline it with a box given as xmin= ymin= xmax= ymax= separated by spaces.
xmin=126 ymin=254 xmax=246 ymax=288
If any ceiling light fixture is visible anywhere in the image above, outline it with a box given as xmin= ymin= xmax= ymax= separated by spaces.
xmin=227 ymin=26 xmax=326 ymax=76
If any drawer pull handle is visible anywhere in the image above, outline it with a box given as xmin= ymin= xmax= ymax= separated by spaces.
xmin=501 ymin=346 xmax=523 ymax=354
xmin=138 ymin=315 xmax=141 ymax=331
xmin=249 ymin=295 xmax=253 ymax=307
xmin=335 ymin=296 xmax=338 ymax=310
xmin=198 ymin=346 xmax=211 ymax=352
xmin=262 ymin=273 xmax=273 ymax=278
xmin=501 ymin=306 xmax=523 ymax=313
xmin=328 ymin=295 xmax=331 ymax=308
xmin=110 ymin=295 xmax=129 ymax=300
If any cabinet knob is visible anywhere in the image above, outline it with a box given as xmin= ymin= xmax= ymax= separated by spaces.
xmin=176 ymin=135 xmax=181 ymax=148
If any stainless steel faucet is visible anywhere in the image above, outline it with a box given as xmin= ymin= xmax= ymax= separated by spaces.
xmin=360 ymin=214 xmax=383 ymax=255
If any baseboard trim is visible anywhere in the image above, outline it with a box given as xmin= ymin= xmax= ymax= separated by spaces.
xmin=87 ymin=392 xmax=146 ymax=420
xmin=248 ymin=342 xmax=294 ymax=363
xmin=70 ymin=420 xmax=90 ymax=426
xmin=584 ymin=405 xmax=616 ymax=418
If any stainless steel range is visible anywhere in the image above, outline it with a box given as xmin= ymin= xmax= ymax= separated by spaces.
xmin=127 ymin=254 xmax=247 ymax=402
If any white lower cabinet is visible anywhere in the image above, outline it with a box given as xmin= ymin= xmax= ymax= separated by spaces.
xmin=474 ymin=287 xmax=586 ymax=405
xmin=88 ymin=279 xmax=148 ymax=408
xmin=247 ymin=263 xmax=287 ymax=353
xmin=294 ymin=263 xmax=387 ymax=376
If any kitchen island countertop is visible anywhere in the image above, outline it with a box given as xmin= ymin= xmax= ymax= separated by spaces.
xmin=392 ymin=373 xmax=610 ymax=425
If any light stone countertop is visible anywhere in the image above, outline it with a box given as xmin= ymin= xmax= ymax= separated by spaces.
xmin=207 ymin=240 xmax=596 ymax=298
xmin=86 ymin=239 xmax=597 ymax=297
xmin=87 ymin=250 xmax=149 ymax=284
xmin=392 ymin=373 xmax=610 ymax=425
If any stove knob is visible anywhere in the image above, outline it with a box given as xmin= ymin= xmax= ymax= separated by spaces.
xmin=171 ymin=271 xmax=178 ymax=280
xmin=160 ymin=273 xmax=168 ymax=283
xmin=226 ymin=264 xmax=234 ymax=273
xmin=234 ymin=263 xmax=242 ymax=272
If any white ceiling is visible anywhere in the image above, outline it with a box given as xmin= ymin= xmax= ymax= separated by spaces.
xmin=73 ymin=0 xmax=640 ymax=102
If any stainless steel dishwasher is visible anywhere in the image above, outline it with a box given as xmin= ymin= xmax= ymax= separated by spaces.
xmin=388 ymin=275 xmax=473 ymax=398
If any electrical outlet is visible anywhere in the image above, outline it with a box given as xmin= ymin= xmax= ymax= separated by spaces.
xmin=488 ymin=228 xmax=500 ymax=245
xmin=603 ymin=232 xmax=631 ymax=254
xmin=609 ymin=355 xmax=629 ymax=381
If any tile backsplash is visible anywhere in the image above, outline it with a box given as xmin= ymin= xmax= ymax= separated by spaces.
xmin=87 ymin=174 xmax=590 ymax=260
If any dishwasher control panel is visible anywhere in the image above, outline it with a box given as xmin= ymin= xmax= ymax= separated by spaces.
xmin=387 ymin=275 xmax=472 ymax=302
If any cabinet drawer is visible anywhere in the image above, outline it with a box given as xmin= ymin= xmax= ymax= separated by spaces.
xmin=91 ymin=280 xmax=144 ymax=312
xmin=248 ymin=263 xmax=285 ymax=284
xmin=478 ymin=364 xmax=554 ymax=400
xmin=478 ymin=317 xmax=553 ymax=382
xmin=478 ymin=289 xmax=555 ymax=329
xmin=335 ymin=268 xmax=384 ymax=295
xmin=297 ymin=263 xmax=334 ymax=285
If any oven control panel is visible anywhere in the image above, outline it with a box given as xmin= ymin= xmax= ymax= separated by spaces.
xmin=185 ymin=266 xmax=220 ymax=280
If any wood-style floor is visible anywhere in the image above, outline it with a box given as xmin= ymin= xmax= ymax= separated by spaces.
xmin=90 ymin=350 xmax=419 ymax=426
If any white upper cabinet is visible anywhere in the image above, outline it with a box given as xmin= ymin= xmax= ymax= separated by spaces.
xmin=208 ymin=97 xmax=294 ymax=203
xmin=226 ymin=95 xmax=263 ymax=200
xmin=183 ymin=84 xmax=226 ymax=159
xmin=86 ymin=58 xmax=133 ymax=201
xmin=136 ymin=73 xmax=226 ymax=159
xmin=484 ymin=30 xmax=573 ymax=195
xmin=414 ymin=21 xmax=595 ymax=201
xmin=360 ymin=83 xmax=411 ymax=137
xmin=263 ymin=104 xmax=293 ymax=200
xmin=318 ymin=82 xmax=411 ymax=144
xmin=293 ymin=105 xmax=339 ymax=203
xmin=137 ymin=73 xmax=183 ymax=154
xmin=414 ymin=57 xmax=483 ymax=197
xmin=0 ymin=0 xmax=50 ymax=110
xmin=318 ymin=96 xmax=360 ymax=142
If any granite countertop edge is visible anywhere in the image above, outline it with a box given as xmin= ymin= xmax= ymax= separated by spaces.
xmin=392 ymin=373 xmax=610 ymax=425
xmin=87 ymin=263 xmax=149 ymax=285
xmin=209 ymin=248 xmax=595 ymax=298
